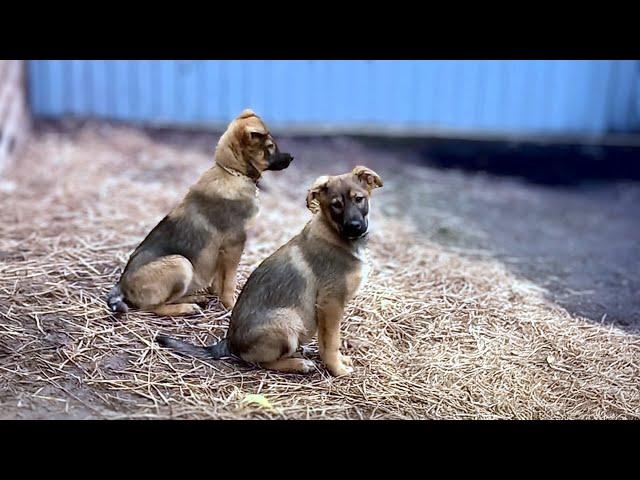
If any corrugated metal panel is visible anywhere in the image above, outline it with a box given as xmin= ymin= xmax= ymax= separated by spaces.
xmin=28 ymin=60 xmax=640 ymax=135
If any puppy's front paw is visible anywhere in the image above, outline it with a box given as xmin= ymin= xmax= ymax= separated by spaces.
xmin=339 ymin=353 xmax=353 ymax=366
xmin=187 ymin=295 xmax=210 ymax=305
xmin=221 ymin=295 xmax=236 ymax=310
xmin=188 ymin=303 xmax=204 ymax=315
xmin=299 ymin=359 xmax=317 ymax=374
xmin=328 ymin=362 xmax=354 ymax=377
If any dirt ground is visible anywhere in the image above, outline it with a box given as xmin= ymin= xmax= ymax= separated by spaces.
xmin=0 ymin=120 xmax=638 ymax=419
xmin=382 ymin=154 xmax=640 ymax=329
xmin=150 ymin=128 xmax=640 ymax=329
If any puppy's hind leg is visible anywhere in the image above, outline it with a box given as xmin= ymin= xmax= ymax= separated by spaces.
xmin=168 ymin=294 xmax=210 ymax=305
xmin=150 ymin=303 xmax=202 ymax=316
xmin=123 ymin=255 xmax=200 ymax=316
xmin=241 ymin=316 xmax=316 ymax=374
xmin=262 ymin=357 xmax=317 ymax=374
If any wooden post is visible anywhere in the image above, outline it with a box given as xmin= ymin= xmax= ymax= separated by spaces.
xmin=0 ymin=60 xmax=30 ymax=174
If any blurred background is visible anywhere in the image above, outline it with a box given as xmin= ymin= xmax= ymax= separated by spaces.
xmin=1 ymin=60 xmax=639 ymax=326
xmin=3 ymin=60 xmax=638 ymax=182
xmin=3 ymin=60 xmax=639 ymax=419
xmin=25 ymin=60 xmax=640 ymax=135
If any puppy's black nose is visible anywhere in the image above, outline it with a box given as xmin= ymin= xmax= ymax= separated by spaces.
xmin=344 ymin=221 xmax=366 ymax=238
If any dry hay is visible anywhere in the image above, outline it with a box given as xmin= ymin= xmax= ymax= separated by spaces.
xmin=0 ymin=121 xmax=638 ymax=419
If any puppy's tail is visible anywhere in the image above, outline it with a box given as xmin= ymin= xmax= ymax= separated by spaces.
xmin=106 ymin=284 xmax=129 ymax=313
xmin=156 ymin=335 xmax=231 ymax=360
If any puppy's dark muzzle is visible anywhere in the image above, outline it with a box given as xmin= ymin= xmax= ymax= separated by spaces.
xmin=343 ymin=220 xmax=368 ymax=240
xmin=267 ymin=152 xmax=294 ymax=171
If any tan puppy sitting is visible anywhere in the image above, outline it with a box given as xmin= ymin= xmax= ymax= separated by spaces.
xmin=106 ymin=109 xmax=294 ymax=316
xmin=157 ymin=166 xmax=383 ymax=376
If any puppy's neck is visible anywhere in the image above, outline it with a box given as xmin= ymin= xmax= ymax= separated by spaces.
xmin=216 ymin=162 xmax=258 ymax=185
xmin=214 ymin=133 xmax=262 ymax=182
xmin=307 ymin=215 xmax=369 ymax=257
xmin=191 ymin=164 xmax=258 ymax=200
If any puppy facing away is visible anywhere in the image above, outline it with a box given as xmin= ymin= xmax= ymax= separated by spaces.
xmin=157 ymin=166 xmax=383 ymax=376
xmin=106 ymin=109 xmax=294 ymax=316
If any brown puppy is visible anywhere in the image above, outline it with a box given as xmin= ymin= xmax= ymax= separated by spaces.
xmin=107 ymin=109 xmax=294 ymax=315
xmin=157 ymin=166 xmax=383 ymax=376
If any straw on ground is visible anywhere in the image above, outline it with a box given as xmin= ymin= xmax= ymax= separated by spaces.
xmin=0 ymin=122 xmax=638 ymax=419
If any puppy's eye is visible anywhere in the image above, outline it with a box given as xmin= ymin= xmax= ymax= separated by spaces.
xmin=250 ymin=131 xmax=267 ymax=141
xmin=265 ymin=142 xmax=275 ymax=154
xmin=331 ymin=198 xmax=343 ymax=209
xmin=354 ymin=195 xmax=365 ymax=203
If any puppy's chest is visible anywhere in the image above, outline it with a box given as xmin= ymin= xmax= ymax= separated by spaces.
xmin=346 ymin=246 xmax=372 ymax=299
xmin=246 ymin=194 xmax=260 ymax=222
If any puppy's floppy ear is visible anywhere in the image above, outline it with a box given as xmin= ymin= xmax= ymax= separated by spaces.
xmin=214 ymin=139 xmax=236 ymax=167
xmin=246 ymin=125 xmax=268 ymax=141
xmin=237 ymin=108 xmax=257 ymax=119
xmin=306 ymin=175 xmax=330 ymax=214
xmin=352 ymin=165 xmax=383 ymax=191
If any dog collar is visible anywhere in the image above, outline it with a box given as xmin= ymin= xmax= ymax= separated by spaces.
xmin=217 ymin=163 xmax=259 ymax=184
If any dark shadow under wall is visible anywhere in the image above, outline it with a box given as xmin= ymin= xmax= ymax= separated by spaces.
xmin=362 ymin=135 xmax=640 ymax=186
xmin=356 ymin=135 xmax=640 ymax=328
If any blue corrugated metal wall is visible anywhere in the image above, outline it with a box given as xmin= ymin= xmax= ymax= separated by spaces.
xmin=28 ymin=60 xmax=640 ymax=135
